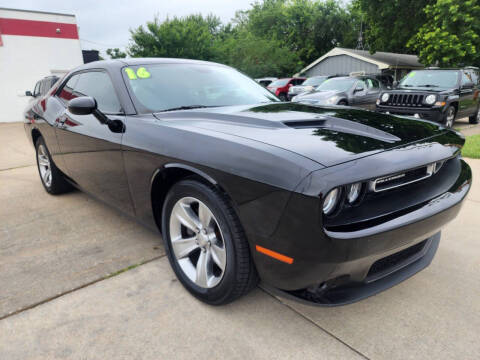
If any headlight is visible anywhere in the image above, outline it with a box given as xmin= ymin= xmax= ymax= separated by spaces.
xmin=347 ymin=183 xmax=362 ymax=204
xmin=425 ymin=94 xmax=436 ymax=105
xmin=326 ymin=96 xmax=340 ymax=105
xmin=323 ymin=188 xmax=340 ymax=215
xmin=381 ymin=93 xmax=389 ymax=102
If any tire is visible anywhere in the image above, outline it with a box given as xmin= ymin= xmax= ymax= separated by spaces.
xmin=469 ymin=106 xmax=479 ymax=124
xmin=338 ymin=100 xmax=348 ymax=106
xmin=278 ymin=93 xmax=287 ymax=101
xmin=35 ymin=137 xmax=73 ymax=195
xmin=161 ymin=179 xmax=258 ymax=305
xmin=443 ymin=105 xmax=456 ymax=128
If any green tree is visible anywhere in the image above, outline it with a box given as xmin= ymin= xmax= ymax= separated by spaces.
xmin=237 ymin=0 xmax=355 ymax=67
xmin=408 ymin=0 xmax=480 ymax=67
xmin=128 ymin=14 xmax=221 ymax=60
xmin=106 ymin=48 xmax=127 ymax=59
xmin=215 ymin=30 xmax=301 ymax=77
xmin=125 ymin=2 xmax=358 ymax=77
xmin=353 ymin=0 xmax=435 ymax=54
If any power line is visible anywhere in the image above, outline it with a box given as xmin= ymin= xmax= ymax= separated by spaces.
xmin=80 ymin=38 xmax=128 ymax=48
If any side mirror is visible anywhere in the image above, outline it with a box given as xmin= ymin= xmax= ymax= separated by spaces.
xmin=25 ymin=91 xmax=33 ymax=97
xmin=68 ymin=96 xmax=97 ymax=115
xmin=67 ymin=96 xmax=123 ymax=131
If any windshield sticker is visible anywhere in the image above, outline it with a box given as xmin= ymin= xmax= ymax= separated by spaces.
xmin=408 ymin=71 xmax=416 ymax=77
xmin=124 ymin=68 xmax=137 ymax=80
xmin=137 ymin=67 xmax=151 ymax=79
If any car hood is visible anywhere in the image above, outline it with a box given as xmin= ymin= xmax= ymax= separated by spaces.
xmin=153 ymin=102 xmax=450 ymax=167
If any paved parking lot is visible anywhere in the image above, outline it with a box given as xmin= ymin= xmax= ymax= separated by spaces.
xmin=1 ymin=122 xmax=479 ymax=359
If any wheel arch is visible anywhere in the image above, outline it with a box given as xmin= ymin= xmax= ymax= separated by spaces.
xmin=31 ymin=127 xmax=42 ymax=146
xmin=448 ymin=101 xmax=458 ymax=114
xmin=150 ymin=163 xmax=232 ymax=235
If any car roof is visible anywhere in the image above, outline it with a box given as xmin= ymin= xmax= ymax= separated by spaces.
xmin=420 ymin=68 xmax=462 ymax=71
xmin=74 ymin=58 xmax=231 ymax=72
xmin=329 ymin=76 xmax=358 ymax=80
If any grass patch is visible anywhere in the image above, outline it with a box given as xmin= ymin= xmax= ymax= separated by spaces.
xmin=106 ymin=262 xmax=144 ymax=279
xmin=462 ymin=134 xmax=480 ymax=159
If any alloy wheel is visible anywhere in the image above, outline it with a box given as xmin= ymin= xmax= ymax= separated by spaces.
xmin=37 ymin=144 xmax=52 ymax=187
xmin=169 ymin=197 xmax=227 ymax=288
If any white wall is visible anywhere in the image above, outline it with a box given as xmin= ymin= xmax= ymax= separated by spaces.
xmin=0 ymin=9 xmax=84 ymax=123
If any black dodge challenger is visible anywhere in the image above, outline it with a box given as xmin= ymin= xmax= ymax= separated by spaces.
xmin=24 ymin=59 xmax=471 ymax=305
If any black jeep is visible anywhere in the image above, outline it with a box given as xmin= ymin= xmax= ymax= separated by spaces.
xmin=376 ymin=68 xmax=480 ymax=127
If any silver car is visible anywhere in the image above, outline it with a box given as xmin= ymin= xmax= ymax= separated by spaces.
xmin=291 ymin=76 xmax=383 ymax=110
xmin=287 ymin=76 xmax=329 ymax=100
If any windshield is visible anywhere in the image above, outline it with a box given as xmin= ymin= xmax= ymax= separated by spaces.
xmin=399 ymin=70 xmax=459 ymax=88
xmin=123 ymin=63 xmax=278 ymax=112
xmin=316 ymin=78 xmax=356 ymax=92
xmin=269 ymin=79 xmax=290 ymax=87
xmin=303 ymin=76 xmax=327 ymax=86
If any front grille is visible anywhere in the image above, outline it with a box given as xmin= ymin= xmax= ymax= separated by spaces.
xmin=385 ymin=93 xmax=427 ymax=107
xmin=370 ymin=164 xmax=434 ymax=192
xmin=367 ymin=240 xmax=428 ymax=280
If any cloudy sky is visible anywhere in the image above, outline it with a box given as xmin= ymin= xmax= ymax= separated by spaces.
xmin=0 ymin=0 xmax=255 ymax=55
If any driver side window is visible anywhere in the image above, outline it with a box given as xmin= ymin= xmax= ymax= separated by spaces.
xmin=58 ymin=74 xmax=81 ymax=105
xmin=366 ymin=78 xmax=380 ymax=92
xmin=461 ymin=72 xmax=473 ymax=87
xmin=33 ymin=82 xmax=41 ymax=97
xmin=355 ymin=80 xmax=366 ymax=93
xmin=74 ymin=71 xmax=122 ymax=114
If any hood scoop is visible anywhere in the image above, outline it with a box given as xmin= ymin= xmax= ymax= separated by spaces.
xmin=283 ymin=119 xmax=327 ymax=128
xmin=284 ymin=116 xmax=402 ymax=143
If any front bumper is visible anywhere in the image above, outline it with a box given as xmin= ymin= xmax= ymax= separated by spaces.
xmin=265 ymin=232 xmax=440 ymax=306
xmin=252 ymin=157 xmax=471 ymax=305
xmin=376 ymin=105 xmax=445 ymax=122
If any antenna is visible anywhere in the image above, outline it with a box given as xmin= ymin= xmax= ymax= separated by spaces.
xmin=356 ymin=21 xmax=364 ymax=50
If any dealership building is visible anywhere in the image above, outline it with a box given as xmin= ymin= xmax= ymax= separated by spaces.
xmin=0 ymin=7 xmax=84 ymax=122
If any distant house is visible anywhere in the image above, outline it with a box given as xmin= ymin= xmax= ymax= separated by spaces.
xmin=296 ymin=47 xmax=424 ymax=81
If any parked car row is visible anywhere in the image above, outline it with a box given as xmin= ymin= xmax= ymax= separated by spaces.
xmin=258 ymin=67 xmax=479 ymax=127
xmin=266 ymin=77 xmax=306 ymax=101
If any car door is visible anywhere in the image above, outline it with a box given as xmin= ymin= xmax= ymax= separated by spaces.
xmin=54 ymin=70 xmax=134 ymax=215
xmin=364 ymin=78 xmax=381 ymax=110
xmin=351 ymin=79 xmax=369 ymax=108
xmin=458 ymin=71 xmax=476 ymax=117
